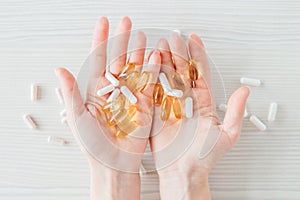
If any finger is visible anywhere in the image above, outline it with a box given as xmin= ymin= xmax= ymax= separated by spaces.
xmin=109 ymin=16 xmax=132 ymax=75
xmin=90 ymin=17 xmax=109 ymax=78
xmin=141 ymin=50 xmax=161 ymax=97
xmin=128 ymin=31 xmax=146 ymax=68
xmin=223 ymin=86 xmax=251 ymax=144
xmin=156 ymin=38 xmax=175 ymax=70
xmin=188 ymin=33 xmax=211 ymax=88
xmin=55 ymin=68 xmax=86 ymax=117
xmin=169 ymin=32 xmax=189 ymax=76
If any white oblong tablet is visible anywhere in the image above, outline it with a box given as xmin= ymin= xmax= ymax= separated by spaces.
xmin=31 ymin=83 xmax=39 ymax=101
xmin=268 ymin=102 xmax=278 ymax=122
xmin=55 ymin=88 xmax=64 ymax=104
xmin=105 ymin=72 xmax=119 ymax=86
xmin=106 ymin=88 xmax=120 ymax=102
xmin=23 ymin=114 xmax=38 ymax=129
xmin=120 ymin=86 xmax=137 ymax=104
xmin=185 ymin=97 xmax=193 ymax=118
xmin=240 ymin=77 xmax=261 ymax=86
xmin=218 ymin=103 xmax=227 ymax=112
xmin=47 ymin=136 xmax=67 ymax=145
xmin=97 ymin=84 xmax=115 ymax=97
xmin=60 ymin=109 xmax=67 ymax=117
xmin=250 ymin=115 xmax=266 ymax=131
xmin=167 ymin=89 xmax=183 ymax=98
xmin=159 ymin=73 xmax=172 ymax=93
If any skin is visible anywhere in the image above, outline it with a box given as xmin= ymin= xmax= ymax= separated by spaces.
xmin=56 ymin=16 xmax=250 ymax=200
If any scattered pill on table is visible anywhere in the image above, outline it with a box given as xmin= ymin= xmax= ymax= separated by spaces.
xmin=250 ymin=115 xmax=266 ymax=131
xmin=47 ymin=136 xmax=68 ymax=145
xmin=30 ymin=83 xmax=39 ymax=101
xmin=23 ymin=114 xmax=38 ymax=129
xmin=240 ymin=77 xmax=261 ymax=86
xmin=268 ymin=102 xmax=278 ymax=122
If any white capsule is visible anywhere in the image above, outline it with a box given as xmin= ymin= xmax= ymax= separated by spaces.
xmin=250 ymin=115 xmax=266 ymax=131
xmin=106 ymin=89 xmax=120 ymax=103
xmin=240 ymin=77 xmax=261 ymax=86
xmin=218 ymin=103 xmax=227 ymax=112
xmin=55 ymin=88 xmax=64 ymax=104
xmin=120 ymin=86 xmax=137 ymax=104
xmin=61 ymin=117 xmax=68 ymax=125
xmin=159 ymin=73 xmax=172 ymax=93
xmin=244 ymin=107 xmax=249 ymax=118
xmin=185 ymin=97 xmax=193 ymax=118
xmin=105 ymin=72 xmax=119 ymax=86
xmin=167 ymin=89 xmax=183 ymax=98
xmin=30 ymin=83 xmax=39 ymax=101
xmin=47 ymin=136 xmax=67 ymax=145
xmin=23 ymin=114 xmax=38 ymax=129
xmin=97 ymin=84 xmax=115 ymax=97
xmin=60 ymin=109 xmax=67 ymax=117
xmin=268 ymin=102 xmax=278 ymax=122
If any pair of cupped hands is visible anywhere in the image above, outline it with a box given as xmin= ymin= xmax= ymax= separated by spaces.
xmin=55 ymin=16 xmax=250 ymax=199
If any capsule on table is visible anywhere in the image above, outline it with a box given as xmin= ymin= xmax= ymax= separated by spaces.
xmin=188 ymin=60 xmax=199 ymax=81
xmin=136 ymin=71 xmax=150 ymax=92
xmin=153 ymin=83 xmax=164 ymax=105
xmin=170 ymin=72 xmax=186 ymax=91
xmin=172 ymin=97 xmax=182 ymax=119
xmin=160 ymin=96 xmax=172 ymax=121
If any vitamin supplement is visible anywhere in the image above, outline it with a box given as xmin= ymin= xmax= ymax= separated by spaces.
xmin=55 ymin=88 xmax=64 ymax=104
xmin=170 ymin=72 xmax=185 ymax=91
xmin=31 ymin=83 xmax=39 ymax=101
xmin=102 ymin=94 xmax=126 ymax=113
xmin=61 ymin=117 xmax=68 ymax=125
xmin=240 ymin=77 xmax=261 ymax=86
xmin=167 ymin=89 xmax=183 ymax=98
xmin=105 ymin=72 xmax=119 ymax=86
xmin=218 ymin=103 xmax=227 ymax=112
xmin=160 ymin=96 xmax=172 ymax=121
xmin=120 ymin=86 xmax=137 ymax=104
xmin=128 ymin=105 xmax=137 ymax=118
xmin=120 ymin=71 xmax=140 ymax=91
xmin=250 ymin=115 xmax=266 ymax=131
xmin=106 ymin=88 xmax=120 ymax=102
xmin=159 ymin=73 xmax=172 ymax=93
xmin=191 ymin=80 xmax=196 ymax=88
xmin=23 ymin=114 xmax=38 ymax=129
xmin=115 ymin=129 xmax=127 ymax=138
xmin=267 ymin=102 xmax=278 ymax=122
xmin=172 ymin=97 xmax=182 ymax=119
xmin=119 ymin=62 xmax=135 ymax=77
xmin=153 ymin=83 xmax=164 ymax=105
xmin=188 ymin=60 xmax=199 ymax=81
xmin=97 ymin=84 xmax=115 ymax=97
xmin=47 ymin=136 xmax=67 ymax=145
xmin=136 ymin=71 xmax=150 ymax=92
xmin=185 ymin=97 xmax=193 ymax=118
xmin=60 ymin=109 xmax=67 ymax=117
xmin=111 ymin=109 xmax=138 ymax=134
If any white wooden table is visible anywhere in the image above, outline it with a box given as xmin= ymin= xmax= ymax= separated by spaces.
xmin=0 ymin=0 xmax=300 ymax=199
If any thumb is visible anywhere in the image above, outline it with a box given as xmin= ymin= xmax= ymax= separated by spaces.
xmin=223 ymin=86 xmax=250 ymax=145
xmin=55 ymin=68 xmax=85 ymax=117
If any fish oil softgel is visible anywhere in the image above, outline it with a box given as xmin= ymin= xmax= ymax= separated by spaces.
xmin=95 ymin=62 xmax=151 ymax=138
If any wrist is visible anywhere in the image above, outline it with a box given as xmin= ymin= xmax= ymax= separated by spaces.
xmin=89 ymin=159 xmax=140 ymax=200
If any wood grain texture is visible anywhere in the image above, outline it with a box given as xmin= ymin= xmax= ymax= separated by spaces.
xmin=0 ymin=0 xmax=300 ymax=199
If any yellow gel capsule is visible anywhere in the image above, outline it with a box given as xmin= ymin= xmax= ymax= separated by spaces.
xmin=136 ymin=71 xmax=150 ymax=92
xmin=128 ymin=104 xmax=137 ymax=118
xmin=115 ymin=129 xmax=127 ymax=138
xmin=153 ymin=83 xmax=164 ymax=105
xmin=172 ymin=97 xmax=182 ymax=119
xmin=188 ymin=60 xmax=199 ymax=81
xmin=105 ymin=112 xmax=116 ymax=126
xmin=102 ymin=94 xmax=126 ymax=112
xmin=170 ymin=72 xmax=185 ymax=91
xmin=160 ymin=96 xmax=172 ymax=121
xmin=121 ymin=71 xmax=140 ymax=91
xmin=119 ymin=62 xmax=135 ymax=77
xmin=112 ymin=109 xmax=138 ymax=134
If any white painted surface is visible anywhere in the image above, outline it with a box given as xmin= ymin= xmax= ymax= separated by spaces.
xmin=0 ymin=0 xmax=300 ymax=199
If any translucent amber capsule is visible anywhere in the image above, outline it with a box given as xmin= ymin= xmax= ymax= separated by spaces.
xmin=120 ymin=71 xmax=140 ymax=91
xmin=153 ymin=83 xmax=164 ymax=105
xmin=170 ymin=72 xmax=185 ymax=91
xmin=191 ymin=80 xmax=196 ymax=88
xmin=115 ymin=129 xmax=128 ymax=138
xmin=112 ymin=109 xmax=138 ymax=134
xmin=188 ymin=60 xmax=199 ymax=81
xmin=128 ymin=104 xmax=137 ymax=118
xmin=136 ymin=71 xmax=150 ymax=92
xmin=119 ymin=62 xmax=135 ymax=77
xmin=160 ymin=96 xmax=172 ymax=121
xmin=105 ymin=112 xmax=116 ymax=126
xmin=102 ymin=94 xmax=126 ymax=113
xmin=172 ymin=97 xmax=182 ymax=119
